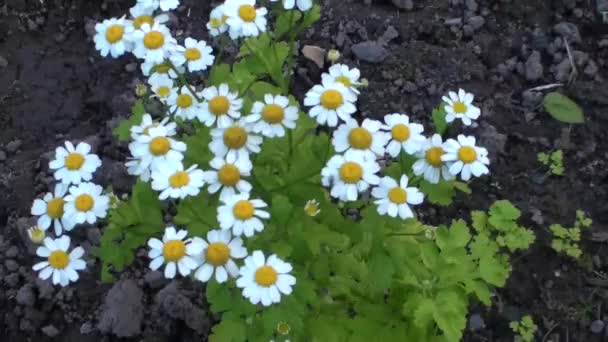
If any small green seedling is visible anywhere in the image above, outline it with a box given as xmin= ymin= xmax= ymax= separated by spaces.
xmin=538 ymin=150 xmax=564 ymax=176
xmin=550 ymin=210 xmax=592 ymax=259
xmin=542 ymin=92 xmax=584 ymax=124
xmin=510 ymin=315 xmax=537 ymax=342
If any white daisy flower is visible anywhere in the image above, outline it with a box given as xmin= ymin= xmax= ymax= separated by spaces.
xmin=321 ymin=63 xmax=361 ymax=95
xmin=304 ymin=199 xmax=320 ymax=217
xmin=382 ymin=113 xmax=425 ymax=157
xmin=136 ymin=0 xmax=180 ymax=12
xmin=148 ymin=74 xmax=177 ymax=104
xmin=28 ymin=226 xmax=46 ymax=244
xmin=94 ymin=17 xmax=134 ymax=58
xmin=209 ymin=121 xmax=263 ymax=163
xmin=63 ymin=182 xmax=109 ymax=228
xmin=33 ymin=236 xmax=86 ymax=287
xmin=321 ymin=151 xmax=380 ymax=202
xmin=128 ymin=125 xmax=186 ymax=173
xmin=193 ymin=229 xmax=247 ymax=283
xmin=130 ymin=113 xmax=177 ymax=140
xmin=198 ymin=84 xmax=243 ymax=128
xmin=49 ymin=141 xmax=102 ymax=185
xmin=271 ymin=0 xmax=313 ymax=11
xmin=31 ymin=184 xmax=70 ymax=236
xmin=236 ymin=251 xmax=295 ymax=306
xmin=304 ymin=79 xmax=357 ymax=127
xmin=245 ymin=94 xmax=299 ymax=138
xmin=441 ymin=135 xmax=490 ymax=181
xmin=151 ymin=160 xmax=205 ymax=200
xmin=125 ymin=159 xmax=152 ymax=182
xmin=141 ymin=60 xmax=182 ymax=79
xmin=412 ymin=134 xmax=454 ymax=184
xmin=131 ymin=23 xmax=177 ymax=64
xmin=224 ymin=0 xmax=268 ymax=39
xmin=442 ymin=89 xmax=481 ymax=126
xmin=167 ymin=86 xmax=201 ymax=120
xmin=203 ymin=156 xmax=252 ymax=200
xmin=332 ymin=119 xmax=388 ymax=161
xmin=147 ymin=227 xmax=204 ymax=279
xmin=170 ymin=38 xmax=214 ymax=72
xmin=128 ymin=3 xmax=169 ymax=30
xmin=371 ymin=175 xmax=424 ymax=219
xmin=217 ymin=193 xmax=269 ymax=237
xmin=207 ymin=5 xmax=229 ymax=37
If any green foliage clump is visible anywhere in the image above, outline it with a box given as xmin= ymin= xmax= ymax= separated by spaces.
xmin=550 ymin=210 xmax=592 ymax=259
xmin=510 ymin=315 xmax=538 ymax=342
xmin=538 ymin=150 xmax=564 ymax=176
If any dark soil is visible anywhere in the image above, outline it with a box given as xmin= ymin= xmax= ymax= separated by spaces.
xmin=1 ymin=0 xmax=607 ymax=341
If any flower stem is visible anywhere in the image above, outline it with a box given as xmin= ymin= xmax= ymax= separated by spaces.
xmin=167 ymin=60 xmax=202 ymax=102
xmin=285 ymin=10 xmax=297 ymax=93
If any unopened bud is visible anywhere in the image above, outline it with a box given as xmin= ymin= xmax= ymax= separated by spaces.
xmin=28 ymin=226 xmax=46 ymax=244
xmin=135 ymin=83 xmax=148 ymax=97
xmin=327 ymin=49 xmax=341 ymax=63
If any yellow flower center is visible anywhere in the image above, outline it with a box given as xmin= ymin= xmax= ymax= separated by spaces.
xmin=391 ymin=124 xmax=410 ymax=142
xmin=277 ymin=322 xmax=291 ymax=335
xmin=320 ymin=89 xmax=343 ymax=110
xmin=184 ymin=48 xmax=201 ymax=61
xmin=210 ymin=17 xmax=222 ymax=29
xmin=149 ymin=136 xmax=170 ymax=156
xmin=105 ymin=24 xmax=124 ymax=43
xmin=163 ymin=240 xmax=186 ymax=262
xmin=457 ymin=146 xmax=477 ymax=164
xmin=339 ymin=162 xmax=363 ymax=184
xmin=46 ymin=198 xmax=65 ymax=219
xmin=453 ymin=101 xmax=467 ymax=114
xmin=238 ymin=5 xmax=257 ymax=22
xmin=388 ymin=187 xmax=407 ymax=204
xmin=209 ymin=96 xmax=230 ymax=116
xmin=48 ymin=250 xmax=70 ymax=269
xmin=75 ymin=194 xmax=94 ymax=212
xmin=304 ymin=201 xmax=320 ymax=217
xmin=156 ymin=86 xmax=171 ymax=98
xmin=143 ymin=30 xmax=165 ymax=49
xmin=254 ymin=265 xmax=278 ymax=287
xmin=176 ymin=94 xmax=193 ymax=109
xmin=205 ymin=242 xmax=231 ymax=266
xmin=348 ymin=127 xmax=372 ymax=149
xmin=261 ymin=104 xmax=285 ymax=124
xmin=223 ymin=126 xmax=248 ymax=149
xmin=169 ymin=171 xmax=190 ymax=188
xmin=133 ymin=15 xmax=154 ymax=29
xmin=425 ymin=147 xmax=444 ymax=167
xmin=64 ymin=153 xmax=85 ymax=170
xmin=233 ymin=200 xmax=254 ymax=220
xmin=153 ymin=63 xmax=171 ymax=74
xmin=335 ymin=76 xmax=351 ymax=87
xmin=218 ymin=164 xmax=240 ymax=186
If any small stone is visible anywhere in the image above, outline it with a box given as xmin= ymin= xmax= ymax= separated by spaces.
xmin=391 ymin=0 xmax=414 ymax=10
xmin=467 ymin=16 xmax=485 ymax=31
xmin=522 ymin=90 xmax=543 ymax=108
xmin=525 ymin=51 xmax=543 ymax=81
xmin=0 ymin=55 xmax=7 ymax=68
xmin=5 ymin=139 xmax=22 ymax=153
xmin=5 ymin=246 xmax=19 ymax=258
xmin=41 ymin=325 xmax=60 ymax=338
xmin=553 ymin=22 xmax=581 ymax=44
xmin=591 ymin=320 xmax=605 ymax=334
xmin=84 ymin=19 xmax=97 ymax=37
xmin=380 ymin=25 xmax=399 ymax=44
xmin=80 ymin=322 xmax=94 ymax=334
xmin=352 ymin=41 xmax=389 ymax=64
xmin=469 ymin=313 xmax=485 ymax=331
xmin=16 ymin=284 xmax=36 ymax=307
xmin=554 ymin=58 xmax=572 ymax=82
xmin=125 ymin=63 xmax=138 ymax=72
xmin=5 ymin=260 xmax=19 ymax=272
xmin=301 ymin=45 xmax=326 ymax=68
xmin=35 ymin=278 xmax=54 ymax=299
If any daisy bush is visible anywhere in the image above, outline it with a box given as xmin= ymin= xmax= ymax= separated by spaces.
xmin=27 ymin=0 xmax=537 ymax=341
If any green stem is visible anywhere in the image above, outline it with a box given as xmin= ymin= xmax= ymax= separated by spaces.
xmin=285 ymin=10 xmax=297 ymax=93
xmin=168 ymin=60 xmax=202 ymax=102
xmin=214 ymin=37 xmax=226 ymax=66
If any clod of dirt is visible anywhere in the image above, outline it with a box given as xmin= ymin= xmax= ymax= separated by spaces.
xmin=525 ymin=51 xmax=543 ymax=81
xmin=591 ymin=320 xmax=606 ymax=334
xmin=153 ymin=281 xmax=210 ymax=334
xmin=97 ymin=279 xmax=145 ymax=337
xmin=391 ymin=0 xmax=413 ymax=10
xmin=553 ymin=22 xmax=581 ymax=44
xmin=144 ymin=270 xmax=167 ymax=289
xmin=41 ymin=324 xmax=60 ymax=338
xmin=0 ymin=55 xmax=7 ymax=68
xmin=379 ymin=25 xmax=399 ymax=44
xmin=5 ymin=139 xmax=22 ymax=154
xmin=351 ymin=41 xmax=389 ymax=63
xmin=35 ymin=278 xmax=54 ymax=300
xmin=16 ymin=284 xmax=36 ymax=307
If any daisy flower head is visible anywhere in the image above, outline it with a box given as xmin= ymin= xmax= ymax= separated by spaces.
xmin=321 ymin=151 xmax=380 ymax=202
xmin=31 ymin=184 xmax=69 ymax=236
xmin=33 ymin=236 xmax=86 ymax=287
xmin=412 ymin=134 xmax=454 ymax=184
xmin=131 ymin=113 xmax=177 ymax=140
xmin=132 ymin=23 xmax=177 ymax=64
xmin=304 ymin=79 xmax=357 ymax=127
xmin=94 ymin=17 xmax=134 ymax=58
xmin=151 ymin=160 xmax=205 ymax=200
xmin=193 ymin=229 xmax=247 ymax=283
xmin=246 ymin=94 xmax=299 ymax=138
xmin=236 ymin=251 xmax=296 ymax=306
xmin=199 ymin=84 xmax=243 ymax=128
xmin=204 ymin=156 xmax=252 ymax=200
xmin=332 ymin=118 xmax=388 ymax=161
xmin=271 ymin=0 xmax=313 ymax=11
xmin=129 ymin=3 xmax=169 ymax=30
xmin=167 ymin=86 xmax=201 ymax=120
xmin=28 ymin=226 xmax=46 ymax=244
xmin=148 ymin=73 xmax=177 ymax=104
xmin=128 ymin=124 xmax=186 ymax=172
xmin=209 ymin=121 xmax=263 ymax=163
xmin=304 ymin=199 xmax=320 ymax=217
xmin=442 ymin=135 xmax=490 ymax=181
xmin=170 ymin=38 xmax=214 ymax=72
xmin=136 ymin=0 xmax=180 ymax=12
xmin=63 ymin=182 xmax=109 ymax=229
xmin=141 ymin=60 xmax=182 ymax=79
xmin=125 ymin=158 xmax=152 ymax=182
xmin=147 ymin=226 xmax=204 ymax=279
xmin=442 ymin=89 xmax=481 ymax=126
xmin=207 ymin=5 xmax=229 ymax=37
xmin=383 ymin=113 xmax=425 ymax=157
xmin=224 ymin=0 xmax=268 ymax=39
xmin=371 ymin=175 xmax=424 ymax=219
xmin=321 ymin=63 xmax=361 ymax=95
xmin=217 ymin=193 xmax=269 ymax=237
xmin=50 ymin=141 xmax=102 ymax=185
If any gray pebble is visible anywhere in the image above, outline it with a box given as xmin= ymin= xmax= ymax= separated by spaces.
xmin=591 ymin=320 xmax=605 ymax=334
xmin=525 ymin=51 xmax=543 ymax=81
xmin=380 ymin=25 xmax=399 ymax=44
xmin=41 ymin=324 xmax=60 ymax=338
xmin=16 ymin=284 xmax=36 ymax=307
xmin=5 ymin=139 xmax=22 ymax=153
xmin=467 ymin=16 xmax=485 ymax=31
xmin=351 ymin=41 xmax=389 ymax=64
xmin=5 ymin=260 xmax=19 ymax=272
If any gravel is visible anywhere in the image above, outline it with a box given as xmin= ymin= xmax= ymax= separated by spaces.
xmin=97 ymin=279 xmax=145 ymax=337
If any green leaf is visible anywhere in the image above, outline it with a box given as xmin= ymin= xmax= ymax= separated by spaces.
xmin=182 ymin=126 xmax=213 ymax=167
xmin=298 ymin=5 xmax=321 ymax=31
xmin=208 ymin=63 xmax=231 ymax=86
xmin=174 ymin=192 xmax=218 ymax=236
xmin=275 ymin=10 xmax=302 ymax=38
xmin=543 ymin=92 xmax=585 ymax=124
xmin=113 ymin=100 xmax=145 ymax=141
xmin=432 ymin=105 xmax=448 ymax=135
xmin=479 ymin=255 xmax=509 ymax=286
xmin=209 ymin=318 xmax=247 ymax=342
